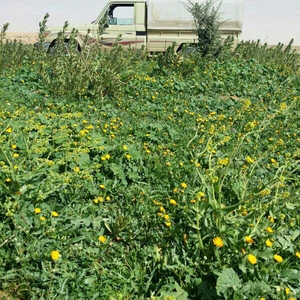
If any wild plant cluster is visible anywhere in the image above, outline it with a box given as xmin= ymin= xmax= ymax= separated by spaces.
xmin=0 ymin=13 xmax=299 ymax=300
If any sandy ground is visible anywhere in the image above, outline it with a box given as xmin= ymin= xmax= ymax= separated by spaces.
xmin=3 ymin=32 xmax=300 ymax=53
xmin=4 ymin=32 xmax=38 ymax=44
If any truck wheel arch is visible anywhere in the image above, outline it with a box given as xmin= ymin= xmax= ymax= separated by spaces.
xmin=48 ymin=38 xmax=82 ymax=53
xmin=176 ymin=43 xmax=198 ymax=55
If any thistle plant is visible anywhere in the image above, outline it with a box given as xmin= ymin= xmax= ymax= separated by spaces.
xmin=0 ymin=23 xmax=9 ymax=43
xmin=38 ymin=13 xmax=50 ymax=48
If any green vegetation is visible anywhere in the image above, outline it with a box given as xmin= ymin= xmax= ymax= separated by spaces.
xmin=0 ymin=21 xmax=299 ymax=299
xmin=187 ymin=0 xmax=225 ymax=57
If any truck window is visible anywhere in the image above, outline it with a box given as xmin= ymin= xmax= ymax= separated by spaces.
xmin=107 ymin=5 xmax=134 ymax=26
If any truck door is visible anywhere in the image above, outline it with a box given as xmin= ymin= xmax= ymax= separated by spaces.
xmin=100 ymin=4 xmax=139 ymax=50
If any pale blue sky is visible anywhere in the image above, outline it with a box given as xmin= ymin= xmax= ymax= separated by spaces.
xmin=1 ymin=0 xmax=299 ymax=45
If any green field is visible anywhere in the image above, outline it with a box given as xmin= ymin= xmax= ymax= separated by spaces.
xmin=0 ymin=36 xmax=299 ymax=299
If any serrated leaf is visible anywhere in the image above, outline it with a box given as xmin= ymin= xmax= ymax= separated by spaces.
xmin=216 ymin=268 xmax=241 ymax=297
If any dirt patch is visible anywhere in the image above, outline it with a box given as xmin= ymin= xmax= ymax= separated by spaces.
xmin=4 ymin=32 xmax=38 ymax=45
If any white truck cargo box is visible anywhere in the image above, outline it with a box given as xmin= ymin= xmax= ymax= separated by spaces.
xmin=147 ymin=0 xmax=244 ymax=32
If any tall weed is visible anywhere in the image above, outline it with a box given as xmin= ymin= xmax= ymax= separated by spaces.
xmin=234 ymin=39 xmax=300 ymax=71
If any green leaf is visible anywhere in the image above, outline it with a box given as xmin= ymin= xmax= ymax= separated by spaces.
xmin=69 ymin=236 xmax=85 ymax=243
xmin=216 ymin=268 xmax=242 ymax=298
xmin=259 ymin=248 xmax=274 ymax=260
xmin=240 ymin=280 xmax=272 ymax=297
xmin=78 ymin=153 xmax=91 ymax=167
xmin=160 ymin=281 xmax=189 ymax=300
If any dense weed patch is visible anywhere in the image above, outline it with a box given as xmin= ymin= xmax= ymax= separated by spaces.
xmin=0 ymin=25 xmax=299 ymax=299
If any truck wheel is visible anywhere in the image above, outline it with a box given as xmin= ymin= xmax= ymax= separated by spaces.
xmin=177 ymin=44 xmax=198 ymax=56
xmin=48 ymin=40 xmax=80 ymax=54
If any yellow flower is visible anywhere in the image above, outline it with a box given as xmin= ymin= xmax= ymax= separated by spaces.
xmin=163 ymin=214 xmax=170 ymax=221
xmin=296 ymin=252 xmax=300 ymax=259
xmin=40 ymin=216 xmax=46 ymax=221
xmin=286 ymin=288 xmax=290 ymax=295
xmin=213 ymin=237 xmax=224 ymax=248
xmin=265 ymin=239 xmax=273 ymax=247
xmin=247 ymin=254 xmax=257 ymax=265
xmin=99 ymin=184 xmax=105 ymax=189
xmin=153 ymin=200 xmax=162 ymax=205
xmin=218 ymin=158 xmax=229 ymax=166
xmin=6 ymin=127 xmax=12 ymax=133
xmin=271 ymin=158 xmax=276 ymax=163
xmin=280 ymin=102 xmax=287 ymax=110
xmin=123 ymin=145 xmax=128 ymax=151
xmin=197 ymin=191 xmax=205 ymax=198
xmin=73 ymin=166 xmax=80 ymax=172
xmin=274 ymin=254 xmax=283 ymax=263
xmin=98 ymin=236 xmax=106 ymax=243
xmin=165 ymin=222 xmax=171 ymax=227
xmin=94 ymin=196 xmax=104 ymax=204
xmin=106 ymin=196 xmax=111 ymax=201
xmin=245 ymin=236 xmax=254 ymax=244
xmin=265 ymin=227 xmax=273 ymax=233
xmin=244 ymin=99 xmax=252 ymax=107
xmin=13 ymin=153 xmax=19 ymax=158
xmin=5 ymin=178 xmax=12 ymax=182
xmin=289 ymin=298 xmax=296 ymax=300
xmin=260 ymin=298 xmax=266 ymax=300
xmin=34 ymin=208 xmax=41 ymax=214
xmin=260 ymin=189 xmax=271 ymax=196
xmin=125 ymin=154 xmax=131 ymax=159
xmin=11 ymin=144 xmax=17 ymax=149
xmin=169 ymin=199 xmax=177 ymax=205
xmin=51 ymin=250 xmax=60 ymax=261
xmin=105 ymin=154 xmax=111 ymax=159
xmin=246 ymin=156 xmax=254 ymax=163
xmin=51 ymin=211 xmax=59 ymax=217
xmin=190 ymin=199 xmax=196 ymax=203
xmin=181 ymin=182 xmax=187 ymax=189
xmin=159 ymin=206 xmax=165 ymax=213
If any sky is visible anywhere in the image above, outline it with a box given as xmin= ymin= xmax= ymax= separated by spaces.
xmin=0 ymin=0 xmax=299 ymax=45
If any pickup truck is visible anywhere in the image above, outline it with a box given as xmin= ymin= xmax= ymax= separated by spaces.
xmin=38 ymin=0 xmax=244 ymax=54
